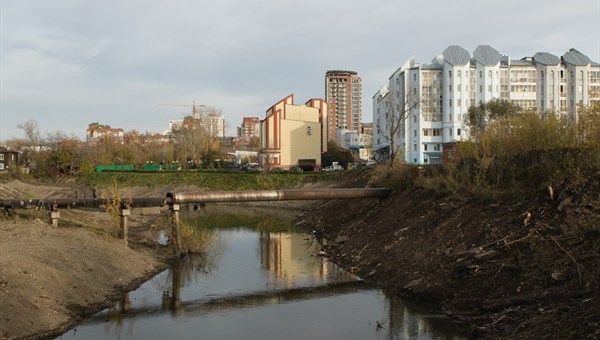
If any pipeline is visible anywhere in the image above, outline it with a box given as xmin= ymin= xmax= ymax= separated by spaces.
xmin=0 ymin=197 xmax=166 ymax=210
xmin=166 ymin=188 xmax=391 ymax=205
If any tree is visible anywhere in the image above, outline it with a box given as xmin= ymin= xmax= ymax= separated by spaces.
xmin=375 ymin=90 xmax=421 ymax=164
xmin=172 ymin=115 xmax=212 ymax=166
xmin=466 ymin=98 xmax=522 ymax=140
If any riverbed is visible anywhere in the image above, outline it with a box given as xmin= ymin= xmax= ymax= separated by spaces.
xmin=59 ymin=215 xmax=463 ymax=339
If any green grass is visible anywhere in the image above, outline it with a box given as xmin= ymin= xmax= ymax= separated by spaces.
xmin=81 ymin=170 xmax=342 ymax=190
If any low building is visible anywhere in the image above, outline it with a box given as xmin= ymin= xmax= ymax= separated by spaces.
xmin=0 ymin=147 xmax=19 ymax=171
xmin=260 ymin=94 xmax=328 ymax=171
xmin=86 ymin=122 xmax=124 ymax=144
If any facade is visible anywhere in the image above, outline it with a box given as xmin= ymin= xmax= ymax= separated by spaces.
xmin=86 ymin=122 xmax=124 ymax=143
xmin=0 ymin=147 xmax=19 ymax=171
xmin=325 ymin=70 xmax=362 ymax=139
xmin=373 ymin=46 xmax=600 ymax=164
xmin=237 ymin=116 xmax=261 ymax=145
xmin=260 ymin=94 xmax=328 ymax=171
xmin=203 ymin=112 xmax=225 ymax=138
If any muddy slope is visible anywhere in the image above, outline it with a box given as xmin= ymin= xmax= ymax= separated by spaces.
xmin=297 ymin=173 xmax=599 ymax=339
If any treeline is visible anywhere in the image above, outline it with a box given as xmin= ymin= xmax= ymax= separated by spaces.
xmin=3 ymin=118 xmax=232 ymax=178
xmin=372 ymin=102 xmax=600 ymax=192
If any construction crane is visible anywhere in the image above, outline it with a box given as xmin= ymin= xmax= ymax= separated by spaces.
xmin=159 ymin=100 xmax=206 ymax=116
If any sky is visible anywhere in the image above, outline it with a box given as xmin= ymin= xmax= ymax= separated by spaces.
xmin=1 ymin=0 xmax=599 ymax=142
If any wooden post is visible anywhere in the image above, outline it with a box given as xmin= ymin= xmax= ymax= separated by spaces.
xmin=49 ymin=204 xmax=60 ymax=227
xmin=120 ymin=205 xmax=131 ymax=246
xmin=49 ymin=211 xmax=60 ymax=227
xmin=170 ymin=204 xmax=182 ymax=254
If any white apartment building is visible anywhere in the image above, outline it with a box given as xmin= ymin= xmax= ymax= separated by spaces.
xmin=373 ymin=45 xmax=600 ymax=164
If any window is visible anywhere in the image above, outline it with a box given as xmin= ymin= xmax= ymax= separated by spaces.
xmin=414 ymin=130 xmax=417 ymax=137
xmin=479 ymin=71 xmax=483 ymax=78
xmin=449 ymin=70 xmax=452 ymax=78
xmin=434 ymin=144 xmax=441 ymax=151
xmin=424 ymin=144 xmax=428 ymax=151
xmin=448 ymin=128 xmax=453 ymax=137
xmin=0 ymin=154 xmax=4 ymax=161
xmin=450 ymin=114 xmax=453 ymax=121
xmin=449 ymin=99 xmax=452 ymax=107
xmin=480 ymin=85 xmax=483 ymax=92
xmin=413 ymin=144 xmax=417 ymax=151
xmin=457 ymin=128 xmax=461 ymax=136
xmin=414 ymin=74 xmax=417 ymax=81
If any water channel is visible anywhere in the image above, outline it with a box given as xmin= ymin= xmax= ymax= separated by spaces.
xmin=60 ymin=213 xmax=463 ymax=340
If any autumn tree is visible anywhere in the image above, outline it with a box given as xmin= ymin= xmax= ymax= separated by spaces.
xmin=466 ymin=98 xmax=522 ymax=140
xmin=172 ymin=115 xmax=213 ymax=167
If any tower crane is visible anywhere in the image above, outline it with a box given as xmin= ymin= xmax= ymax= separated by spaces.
xmin=158 ymin=100 xmax=206 ymax=116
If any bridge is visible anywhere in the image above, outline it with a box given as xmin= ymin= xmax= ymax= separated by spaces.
xmin=1 ymin=188 xmax=391 ymax=251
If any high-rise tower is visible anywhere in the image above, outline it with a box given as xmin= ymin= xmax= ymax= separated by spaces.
xmin=325 ymin=70 xmax=362 ymax=140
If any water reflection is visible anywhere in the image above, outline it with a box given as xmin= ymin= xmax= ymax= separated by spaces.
xmin=60 ymin=214 xmax=463 ymax=340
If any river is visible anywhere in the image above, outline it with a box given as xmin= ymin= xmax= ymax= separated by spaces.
xmin=59 ymin=214 xmax=463 ymax=339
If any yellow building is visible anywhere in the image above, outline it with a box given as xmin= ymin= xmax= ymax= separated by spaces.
xmin=260 ymin=94 xmax=328 ymax=171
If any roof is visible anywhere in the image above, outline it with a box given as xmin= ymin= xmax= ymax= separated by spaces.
xmin=533 ymin=52 xmax=561 ymax=66
xmin=511 ymin=58 xmax=535 ymax=66
xmin=442 ymin=45 xmax=471 ymax=66
xmin=562 ymin=48 xmax=592 ymax=66
xmin=0 ymin=147 xmax=18 ymax=154
xmin=472 ymin=45 xmax=501 ymax=66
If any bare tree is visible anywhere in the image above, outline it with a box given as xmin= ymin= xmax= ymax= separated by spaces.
xmin=172 ymin=115 xmax=212 ymax=167
xmin=17 ymin=119 xmax=41 ymax=146
xmin=376 ymin=90 xmax=421 ymax=164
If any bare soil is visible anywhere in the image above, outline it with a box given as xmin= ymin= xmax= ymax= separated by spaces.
xmin=0 ymin=180 xmax=185 ymax=339
xmin=0 ymin=179 xmax=313 ymax=339
xmin=1 ymin=174 xmax=598 ymax=339
xmin=295 ymin=169 xmax=600 ymax=339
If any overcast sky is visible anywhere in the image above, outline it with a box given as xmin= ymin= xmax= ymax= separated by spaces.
xmin=1 ymin=0 xmax=599 ymax=141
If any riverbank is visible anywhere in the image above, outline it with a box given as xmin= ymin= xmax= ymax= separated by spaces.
xmin=295 ymin=168 xmax=599 ymax=339
xmin=0 ymin=179 xmax=314 ymax=339
xmin=1 ymin=172 xmax=598 ymax=339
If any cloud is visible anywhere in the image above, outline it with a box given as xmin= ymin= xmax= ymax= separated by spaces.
xmin=1 ymin=0 xmax=598 ymax=141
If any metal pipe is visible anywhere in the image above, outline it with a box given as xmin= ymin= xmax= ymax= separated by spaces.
xmin=0 ymin=197 xmax=166 ymax=210
xmin=166 ymin=188 xmax=391 ymax=205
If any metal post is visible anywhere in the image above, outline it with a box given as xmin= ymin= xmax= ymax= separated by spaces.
xmin=170 ymin=204 xmax=182 ymax=254
xmin=49 ymin=204 xmax=60 ymax=227
xmin=120 ymin=205 xmax=131 ymax=246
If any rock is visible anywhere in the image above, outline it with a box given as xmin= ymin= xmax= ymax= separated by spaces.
xmin=368 ymin=270 xmax=377 ymax=277
xmin=551 ymin=271 xmax=565 ymax=281
xmin=403 ymin=279 xmax=422 ymax=289
xmin=334 ymin=235 xmax=349 ymax=244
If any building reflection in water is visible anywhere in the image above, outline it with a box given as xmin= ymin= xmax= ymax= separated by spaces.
xmin=259 ymin=231 xmax=357 ymax=287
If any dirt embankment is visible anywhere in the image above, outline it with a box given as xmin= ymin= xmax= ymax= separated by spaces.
xmin=0 ymin=180 xmax=186 ymax=339
xmin=0 ymin=179 xmax=313 ymax=339
xmin=1 ymin=176 xmax=598 ymax=339
xmin=296 ymin=170 xmax=599 ymax=339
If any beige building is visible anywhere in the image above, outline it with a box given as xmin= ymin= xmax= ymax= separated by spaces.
xmin=260 ymin=94 xmax=328 ymax=171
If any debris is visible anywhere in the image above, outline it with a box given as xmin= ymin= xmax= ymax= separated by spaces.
xmin=334 ymin=235 xmax=349 ymax=244
xmin=403 ymin=279 xmax=421 ymax=289
xmin=551 ymin=271 xmax=565 ymax=282
xmin=474 ymin=250 xmax=498 ymax=261
xmin=523 ymin=211 xmax=532 ymax=226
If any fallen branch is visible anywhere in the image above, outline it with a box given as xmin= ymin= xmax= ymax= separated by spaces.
xmin=550 ymin=236 xmax=584 ymax=286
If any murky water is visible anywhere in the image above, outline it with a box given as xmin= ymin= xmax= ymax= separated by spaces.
xmin=59 ymin=215 xmax=463 ymax=340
